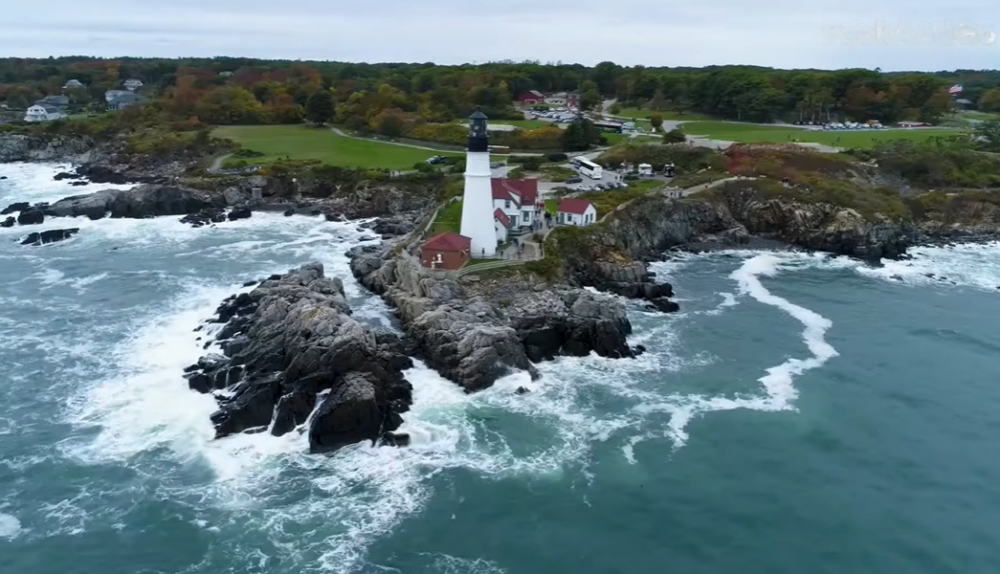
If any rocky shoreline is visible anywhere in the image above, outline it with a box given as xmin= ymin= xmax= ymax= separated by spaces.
xmin=5 ymin=151 xmax=999 ymax=453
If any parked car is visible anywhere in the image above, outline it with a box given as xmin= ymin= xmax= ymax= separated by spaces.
xmin=426 ymin=155 xmax=447 ymax=165
xmin=490 ymin=162 xmax=505 ymax=168
xmin=564 ymin=176 xmax=583 ymax=184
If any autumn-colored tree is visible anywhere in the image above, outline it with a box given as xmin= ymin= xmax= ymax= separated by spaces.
xmin=371 ymin=108 xmax=407 ymax=137
xmin=650 ymin=113 xmax=664 ymax=130
xmin=266 ymin=93 xmax=306 ymax=124
xmin=195 ymin=86 xmax=266 ymax=124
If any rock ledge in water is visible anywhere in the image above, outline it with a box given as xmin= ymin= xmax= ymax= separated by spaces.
xmin=20 ymin=228 xmax=79 ymax=246
xmin=184 ymin=262 xmax=414 ymax=453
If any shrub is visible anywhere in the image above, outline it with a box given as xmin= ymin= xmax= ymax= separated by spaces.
xmin=547 ymin=153 xmax=569 ymax=162
xmin=662 ymin=128 xmax=686 ymax=144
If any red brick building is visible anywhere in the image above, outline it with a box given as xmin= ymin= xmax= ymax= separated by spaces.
xmin=420 ymin=232 xmax=471 ymax=270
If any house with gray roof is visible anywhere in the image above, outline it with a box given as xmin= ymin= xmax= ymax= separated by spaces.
xmin=63 ymin=79 xmax=85 ymax=89
xmin=36 ymin=94 xmax=70 ymax=108
xmin=105 ymin=90 xmax=144 ymax=111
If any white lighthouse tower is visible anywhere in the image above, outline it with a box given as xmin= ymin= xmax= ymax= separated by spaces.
xmin=460 ymin=109 xmax=497 ymax=257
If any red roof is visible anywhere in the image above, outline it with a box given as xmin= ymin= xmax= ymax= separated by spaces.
xmin=493 ymin=209 xmax=509 ymax=227
xmin=491 ymin=179 xmax=518 ymax=203
xmin=558 ymin=198 xmax=594 ymax=215
xmin=491 ymin=178 xmax=538 ymax=207
xmin=423 ymin=232 xmax=470 ymax=252
xmin=517 ymin=90 xmax=545 ymax=101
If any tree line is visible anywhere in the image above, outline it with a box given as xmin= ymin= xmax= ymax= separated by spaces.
xmin=2 ymin=57 xmax=999 ymax=128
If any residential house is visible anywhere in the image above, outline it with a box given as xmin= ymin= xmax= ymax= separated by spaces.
xmin=63 ymin=79 xmax=85 ymax=89
xmin=105 ymin=90 xmax=143 ymax=111
xmin=24 ymin=104 xmax=65 ymax=122
xmin=557 ymin=198 xmax=597 ymax=226
xmin=36 ymin=94 xmax=70 ymax=109
xmin=219 ymin=71 xmax=234 ymax=77
xmin=493 ymin=209 xmax=509 ymax=244
xmin=123 ymin=79 xmax=143 ymax=91
xmin=544 ymin=91 xmax=580 ymax=107
xmin=516 ymin=90 xmax=546 ymax=105
xmin=421 ymin=232 xmax=472 ymax=270
xmin=491 ymin=178 xmax=540 ymax=232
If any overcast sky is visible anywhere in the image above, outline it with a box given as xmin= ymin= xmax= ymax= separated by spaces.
xmin=2 ymin=0 xmax=998 ymax=71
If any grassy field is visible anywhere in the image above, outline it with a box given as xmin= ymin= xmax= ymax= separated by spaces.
xmin=579 ymin=179 xmax=664 ymax=218
xmin=212 ymin=125 xmax=460 ymax=169
xmin=615 ymin=108 xmax=713 ymax=121
xmin=679 ymin=121 xmax=965 ymax=148
xmin=429 ymin=198 xmax=463 ymax=235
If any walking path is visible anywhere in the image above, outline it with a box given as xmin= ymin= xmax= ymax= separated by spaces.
xmin=207 ymin=154 xmax=231 ymax=173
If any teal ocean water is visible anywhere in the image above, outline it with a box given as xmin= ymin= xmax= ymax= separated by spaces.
xmin=3 ymin=162 xmax=1000 ymax=574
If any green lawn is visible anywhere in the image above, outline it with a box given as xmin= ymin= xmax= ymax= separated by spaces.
xmin=430 ymin=199 xmax=463 ymax=235
xmin=679 ymin=121 xmax=965 ymax=148
xmin=212 ymin=125 xmax=460 ymax=169
xmin=603 ymin=133 xmax=631 ymax=145
xmin=540 ymin=165 xmax=577 ymax=180
xmin=616 ymin=108 xmax=713 ymax=121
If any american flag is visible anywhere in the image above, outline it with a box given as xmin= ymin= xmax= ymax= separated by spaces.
xmin=949 ymin=84 xmax=963 ymax=94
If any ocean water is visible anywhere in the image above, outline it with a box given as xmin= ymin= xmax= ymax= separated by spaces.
xmin=3 ymin=162 xmax=1000 ymax=574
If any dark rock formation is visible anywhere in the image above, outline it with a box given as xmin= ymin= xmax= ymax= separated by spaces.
xmin=180 ymin=208 xmax=227 ymax=227
xmin=43 ymin=184 xmax=225 ymax=221
xmin=0 ymin=216 xmax=13 ymax=228
xmin=20 ymin=228 xmax=79 ymax=246
xmin=16 ymin=208 xmax=44 ymax=225
xmin=2 ymin=202 xmax=30 ymax=215
xmin=228 ymin=206 xmax=252 ymax=221
xmin=184 ymin=263 xmax=413 ymax=453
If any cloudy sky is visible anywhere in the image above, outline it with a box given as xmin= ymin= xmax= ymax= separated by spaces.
xmin=3 ymin=0 xmax=998 ymax=70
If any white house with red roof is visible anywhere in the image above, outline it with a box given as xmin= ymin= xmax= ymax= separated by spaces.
xmin=557 ymin=198 xmax=597 ymax=226
xmin=491 ymin=178 xmax=541 ymax=232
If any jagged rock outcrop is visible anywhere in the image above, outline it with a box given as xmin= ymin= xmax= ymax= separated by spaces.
xmin=41 ymin=184 xmax=224 ymax=220
xmin=551 ymin=195 xmax=736 ymax=309
xmin=20 ymin=228 xmax=79 ymax=246
xmin=0 ymin=216 xmax=14 ymax=228
xmin=1 ymin=202 xmax=29 ymax=215
xmin=715 ymin=187 xmax=914 ymax=260
xmin=350 ymin=246 xmax=637 ymax=391
xmin=16 ymin=207 xmax=45 ymax=225
xmin=183 ymin=263 xmax=413 ymax=453
xmin=180 ymin=208 xmax=228 ymax=227
xmin=0 ymin=134 xmax=98 ymax=163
